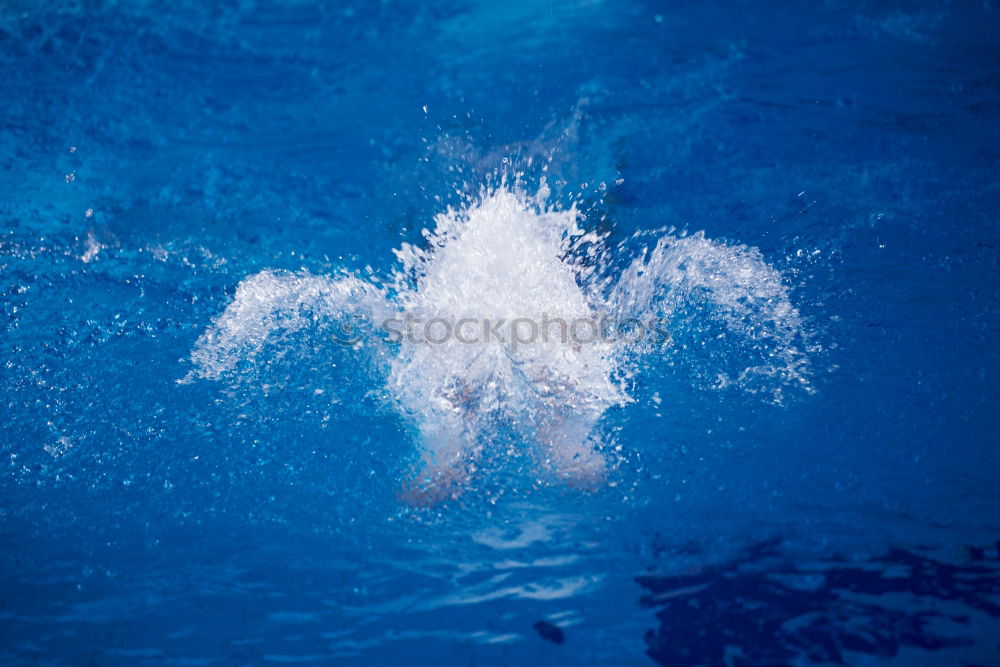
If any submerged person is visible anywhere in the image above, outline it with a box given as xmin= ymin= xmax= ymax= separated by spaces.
xmin=395 ymin=334 xmax=620 ymax=505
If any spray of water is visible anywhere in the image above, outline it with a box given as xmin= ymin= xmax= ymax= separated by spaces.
xmin=188 ymin=178 xmax=811 ymax=504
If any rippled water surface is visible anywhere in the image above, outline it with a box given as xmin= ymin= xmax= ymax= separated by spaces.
xmin=2 ymin=1 xmax=999 ymax=664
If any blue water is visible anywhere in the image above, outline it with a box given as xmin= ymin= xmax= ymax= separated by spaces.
xmin=3 ymin=1 xmax=999 ymax=664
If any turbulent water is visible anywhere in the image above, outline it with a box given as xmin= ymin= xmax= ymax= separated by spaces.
xmin=189 ymin=178 xmax=812 ymax=501
xmin=3 ymin=0 xmax=999 ymax=664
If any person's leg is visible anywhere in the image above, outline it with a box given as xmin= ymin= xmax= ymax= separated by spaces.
xmin=535 ymin=407 xmax=607 ymax=490
xmin=401 ymin=411 xmax=482 ymax=505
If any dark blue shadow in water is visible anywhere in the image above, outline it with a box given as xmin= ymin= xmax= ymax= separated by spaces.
xmin=638 ymin=539 xmax=1000 ymax=665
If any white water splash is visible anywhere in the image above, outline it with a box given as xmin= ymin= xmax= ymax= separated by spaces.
xmin=188 ymin=180 xmax=812 ymax=502
xmin=388 ymin=185 xmax=625 ymax=500
xmin=187 ymin=270 xmax=391 ymax=381
xmin=609 ymin=231 xmax=812 ymax=399
xmin=80 ymin=231 xmax=102 ymax=263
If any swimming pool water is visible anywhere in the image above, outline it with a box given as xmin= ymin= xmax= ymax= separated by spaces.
xmin=2 ymin=1 xmax=999 ymax=664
